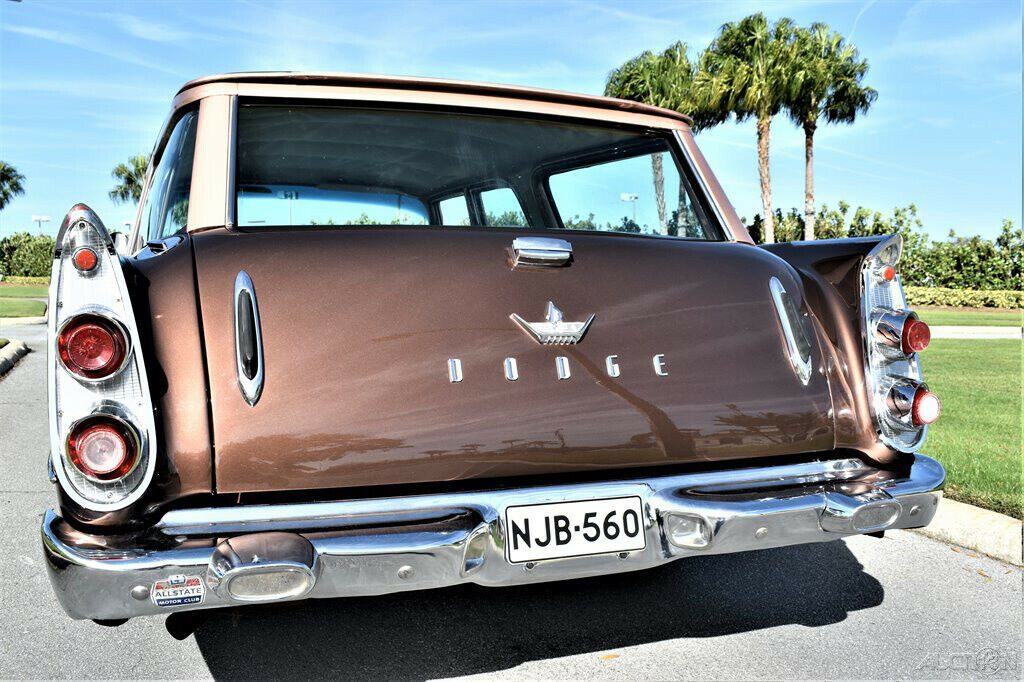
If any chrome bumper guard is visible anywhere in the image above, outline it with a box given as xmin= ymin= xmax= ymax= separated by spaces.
xmin=42 ymin=454 xmax=945 ymax=620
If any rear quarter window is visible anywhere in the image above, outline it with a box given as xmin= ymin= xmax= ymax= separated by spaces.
xmin=140 ymin=109 xmax=198 ymax=240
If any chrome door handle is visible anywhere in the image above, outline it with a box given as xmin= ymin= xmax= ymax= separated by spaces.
xmin=233 ymin=270 xmax=264 ymax=406
xmin=511 ymin=237 xmax=572 ymax=268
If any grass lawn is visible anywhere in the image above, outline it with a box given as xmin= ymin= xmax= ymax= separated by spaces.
xmin=0 ymin=298 xmax=45 ymax=317
xmin=924 ymin=339 xmax=1022 ymax=518
xmin=0 ymin=283 xmax=48 ymax=298
xmin=0 ymin=282 xmax=48 ymax=317
xmin=916 ymin=306 xmax=1022 ymax=327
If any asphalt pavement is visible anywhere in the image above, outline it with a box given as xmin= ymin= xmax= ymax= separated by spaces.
xmin=0 ymin=322 xmax=1021 ymax=680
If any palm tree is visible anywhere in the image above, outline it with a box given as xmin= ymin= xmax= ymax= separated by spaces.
xmin=0 ymin=161 xmax=26 ymax=211
xmin=605 ymin=42 xmax=725 ymax=229
xmin=788 ymin=24 xmax=877 ymax=240
xmin=109 ymin=154 xmax=149 ymax=204
xmin=698 ymin=13 xmax=798 ymax=244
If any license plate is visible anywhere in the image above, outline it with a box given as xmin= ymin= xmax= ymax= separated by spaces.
xmin=504 ymin=496 xmax=646 ymax=563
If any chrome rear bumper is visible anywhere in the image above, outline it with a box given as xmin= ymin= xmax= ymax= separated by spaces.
xmin=42 ymin=454 xmax=945 ymax=621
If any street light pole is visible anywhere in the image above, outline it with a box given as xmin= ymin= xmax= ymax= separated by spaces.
xmin=31 ymin=215 xmax=51 ymax=234
xmin=619 ymin=193 xmax=638 ymax=223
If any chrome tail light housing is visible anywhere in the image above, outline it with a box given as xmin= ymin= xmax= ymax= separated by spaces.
xmin=47 ymin=205 xmax=157 ymax=511
xmin=861 ymin=234 xmax=939 ymax=452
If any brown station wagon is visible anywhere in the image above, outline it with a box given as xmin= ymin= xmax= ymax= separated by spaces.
xmin=42 ymin=73 xmax=945 ymax=624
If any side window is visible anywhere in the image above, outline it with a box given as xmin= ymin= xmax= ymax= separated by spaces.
xmin=438 ymin=194 xmax=470 ymax=226
xmin=480 ymin=187 xmax=527 ymax=227
xmin=139 ymin=109 xmax=198 ymax=241
xmin=548 ymin=151 xmax=711 ymax=239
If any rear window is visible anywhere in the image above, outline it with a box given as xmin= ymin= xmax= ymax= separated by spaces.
xmin=234 ymin=103 xmax=720 ymax=239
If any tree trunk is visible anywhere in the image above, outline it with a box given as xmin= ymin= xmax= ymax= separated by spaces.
xmin=651 ymin=153 xmax=666 ymax=229
xmin=756 ymin=115 xmax=774 ymax=244
xmin=803 ymin=121 xmax=816 ymax=241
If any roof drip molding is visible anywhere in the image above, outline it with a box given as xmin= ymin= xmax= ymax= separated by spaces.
xmin=175 ymin=71 xmax=694 ymax=126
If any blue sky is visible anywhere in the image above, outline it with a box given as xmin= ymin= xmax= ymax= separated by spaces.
xmin=1 ymin=0 xmax=1020 ymax=240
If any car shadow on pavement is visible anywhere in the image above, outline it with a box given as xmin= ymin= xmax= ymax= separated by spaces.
xmin=181 ymin=539 xmax=882 ymax=680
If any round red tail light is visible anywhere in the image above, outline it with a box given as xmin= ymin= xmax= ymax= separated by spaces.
xmin=901 ymin=318 xmax=931 ymax=354
xmin=911 ymin=389 xmax=941 ymax=426
xmin=72 ymin=247 xmax=98 ymax=272
xmin=57 ymin=314 xmax=128 ymax=380
xmin=66 ymin=416 xmax=139 ymax=481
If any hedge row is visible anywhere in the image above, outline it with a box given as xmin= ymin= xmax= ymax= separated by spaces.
xmin=749 ymin=205 xmax=1022 ymax=293
xmin=0 ymin=233 xmax=55 ymax=278
xmin=904 ymin=286 xmax=1022 ymax=309
xmin=1 ymin=275 xmax=49 ymax=285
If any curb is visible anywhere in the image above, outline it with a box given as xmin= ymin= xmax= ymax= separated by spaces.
xmin=0 ymin=339 xmax=30 ymax=378
xmin=911 ymin=497 xmax=1023 ymax=566
xmin=0 ymin=316 xmax=46 ymax=326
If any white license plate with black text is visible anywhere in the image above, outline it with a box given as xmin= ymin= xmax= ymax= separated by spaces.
xmin=504 ymin=496 xmax=646 ymax=563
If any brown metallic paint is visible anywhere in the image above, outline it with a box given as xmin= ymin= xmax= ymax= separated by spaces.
xmin=763 ymin=237 xmax=904 ymax=465
xmin=58 ymin=238 xmax=214 ymax=528
xmin=130 ymin=239 xmax=215 ymax=498
xmin=191 ymin=227 xmax=835 ymax=494
xmin=64 ymin=77 xmax=905 ymax=529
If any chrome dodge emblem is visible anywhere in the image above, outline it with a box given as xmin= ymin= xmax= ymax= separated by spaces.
xmin=510 ymin=301 xmax=595 ymax=345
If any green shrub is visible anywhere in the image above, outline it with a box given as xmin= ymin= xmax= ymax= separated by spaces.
xmin=904 ymin=286 xmax=1022 ymax=309
xmin=748 ymin=205 xmax=1022 ymax=293
xmin=0 ymin=233 xmax=55 ymax=278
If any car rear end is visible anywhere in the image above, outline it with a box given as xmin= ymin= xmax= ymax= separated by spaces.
xmin=41 ymin=74 xmax=944 ymax=622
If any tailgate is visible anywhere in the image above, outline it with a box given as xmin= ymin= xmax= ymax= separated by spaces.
xmin=192 ymin=227 xmax=834 ymax=493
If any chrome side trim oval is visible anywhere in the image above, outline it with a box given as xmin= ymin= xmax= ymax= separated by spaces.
xmin=233 ymin=270 xmax=264 ymax=406
xmin=768 ymin=277 xmax=813 ymax=385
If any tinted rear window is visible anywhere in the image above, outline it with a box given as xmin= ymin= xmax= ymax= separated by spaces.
xmin=234 ymin=103 xmax=720 ymax=239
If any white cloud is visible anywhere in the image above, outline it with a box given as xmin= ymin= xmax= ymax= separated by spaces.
xmin=2 ymin=23 xmax=186 ymax=77
xmin=0 ymin=78 xmax=169 ymax=104
xmin=108 ymin=14 xmax=202 ymax=43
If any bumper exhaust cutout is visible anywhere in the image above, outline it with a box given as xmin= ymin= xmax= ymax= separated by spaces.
xmin=207 ymin=532 xmax=317 ymax=603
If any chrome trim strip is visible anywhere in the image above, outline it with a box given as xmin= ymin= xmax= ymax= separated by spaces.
xmin=42 ymin=455 xmax=945 ymax=620
xmin=159 ymin=457 xmax=881 ymax=535
xmin=672 ymin=130 xmax=735 ymax=242
xmin=233 ymin=270 xmax=264 ymax=406
xmin=768 ymin=277 xmax=813 ymax=385
xmin=225 ymin=95 xmax=237 ymax=229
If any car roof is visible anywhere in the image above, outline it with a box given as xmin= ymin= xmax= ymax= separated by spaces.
xmin=176 ymin=71 xmax=693 ymax=126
